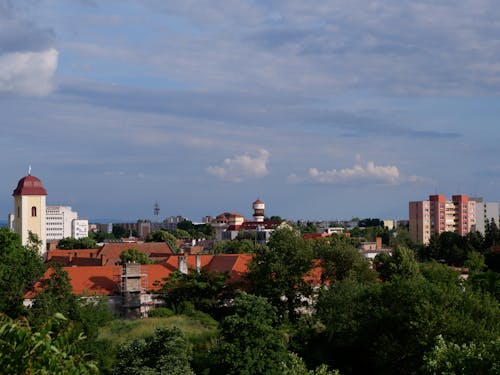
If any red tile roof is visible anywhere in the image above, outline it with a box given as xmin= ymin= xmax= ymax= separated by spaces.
xmin=28 ymin=253 xmax=323 ymax=298
xmin=13 ymin=175 xmax=47 ymax=196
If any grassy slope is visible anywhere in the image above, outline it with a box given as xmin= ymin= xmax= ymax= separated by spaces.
xmin=95 ymin=314 xmax=219 ymax=373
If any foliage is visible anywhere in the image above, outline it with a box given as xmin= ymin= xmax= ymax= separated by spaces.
xmin=315 ymin=274 xmax=500 ymax=374
xmin=145 ymin=230 xmax=178 ymax=252
xmin=209 ymin=293 xmax=290 ymax=375
xmin=112 ymin=225 xmax=131 ymax=239
xmin=247 ymin=227 xmax=314 ymax=321
xmin=57 ymin=237 xmax=97 ymax=250
xmin=468 ymin=270 xmax=500 ymax=301
xmin=464 ymin=250 xmax=486 ymax=273
xmin=147 ymin=307 xmax=175 ymax=318
xmin=114 ymin=327 xmax=195 ymax=375
xmin=210 ymin=239 xmax=255 ymax=254
xmin=299 ymin=222 xmax=318 ymax=235
xmin=170 ymin=228 xmax=191 ymax=240
xmin=30 ymin=266 xmax=113 ymax=341
xmin=0 ymin=313 xmax=98 ymax=374
xmin=422 ymin=335 xmax=500 ymax=375
xmin=313 ymin=236 xmax=375 ymax=284
xmin=158 ymin=269 xmax=234 ymax=318
xmin=374 ymin=246 xmax=420 ymax=282
xmin=282 ymin=353 xmax=340 ymax=375
xmin=119 ymin=248 xmax=151 ymax=265
xmin=0 ymin=227 xmax=45 ymax=318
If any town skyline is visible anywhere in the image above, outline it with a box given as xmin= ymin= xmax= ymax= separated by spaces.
xmin=2 ymin=1 xmax=500 ymax=221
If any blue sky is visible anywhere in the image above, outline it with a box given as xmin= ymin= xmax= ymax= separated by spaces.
xmin=1 ymin=0 xmax=500 ymax=222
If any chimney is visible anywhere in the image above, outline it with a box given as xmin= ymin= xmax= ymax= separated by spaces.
xmin=178 ymin=255 xmax=188 ymax=275
xmin=376 ymin=237 xmax=382 ymax=250
xmin=195 ymin=255 xmax=201 ymax=273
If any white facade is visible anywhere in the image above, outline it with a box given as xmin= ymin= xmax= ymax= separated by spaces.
xmin=471 ymin=197 xmax=499 ymax=234
xmin=46 ymin=206 xmax=78 ymax=241
xmin=72 ymin=219 xmax=89 ymax=239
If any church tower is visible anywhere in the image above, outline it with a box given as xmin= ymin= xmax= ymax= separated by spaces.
xmin=12 ymin=171 xmax=47 ymax=257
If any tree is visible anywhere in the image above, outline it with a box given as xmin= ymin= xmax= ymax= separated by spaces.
xmin=211 ymin=239 xmax=255 ymax=254
xmin=422 ymin=335 xmax=500 ymax=374
xmin=57 ymin=237 xmax=97 ymax=250
xmin=119 ymin=248 xmax=151 ymax=265
xmin=158 ymin=269 xmax=234 ymax=317
xmin=114 ymin=327 xmax=195 ymax=375
xmin=313 ymin=236 xmax=375 ymax=284
xmin=0 ymin=313 xmax=98 ymax=374
xmin=209 ymin=293 xmax=290 ymax=375
xmin=145 ymin=230 xmax=178 ymax=252
xmin=246 ymin=228 xmax=314 ymax=321
xmin=316 ymin=274 xmax=500 ymax=374
xmin=0 ymin=228 xmax=45 ymax=318
xmin=112 ymin=225 xmax=129 ymax=239
xmin=30 ymin=266 xmax=112 ymax=342
xmin=374 ymin=246 xmax=419 ymax=282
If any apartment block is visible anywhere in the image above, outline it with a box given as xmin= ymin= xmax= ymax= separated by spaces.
xmin=409 ymin=194 xmax=478 ymax=244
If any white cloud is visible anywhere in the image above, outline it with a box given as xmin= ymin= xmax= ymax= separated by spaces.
xmin=306 ymin=161 xmax=401 ymax=185
xmin=207 ymin=149 xmax=270 ymax=182
xmin=0 ymin=48 xmax=58 ymax=96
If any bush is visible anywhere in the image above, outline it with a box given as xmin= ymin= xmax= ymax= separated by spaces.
xmin=148 ymin=307 xmax=175 ymax=318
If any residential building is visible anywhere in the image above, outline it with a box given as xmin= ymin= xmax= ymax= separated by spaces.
xmin=409 ymin=194 xmax=486 ymax=244
xmin=72 ymin=219 xmax=89 ymax=239
xmin=470 ymin=197 xmax=499 ymax=234
xmin=46 ymin=206 xmax=78 ymax=241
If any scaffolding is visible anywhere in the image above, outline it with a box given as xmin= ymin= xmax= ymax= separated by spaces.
xmin=120 ymin=263 xmax=148 ymax=318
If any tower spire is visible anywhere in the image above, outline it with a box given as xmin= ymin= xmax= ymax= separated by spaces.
xmin=28 ymin=165 xmax=31 ymax=176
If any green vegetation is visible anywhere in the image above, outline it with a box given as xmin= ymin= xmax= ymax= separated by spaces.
xmin=0 ymin=227 xmax=45 ymax=318
xmin=57 ymin=237 xmax=97 ymax=249
xmin=119 ymin=248 xmax=151 ymax=265
xmin=0 ymin=313 xmax=98 ymax=374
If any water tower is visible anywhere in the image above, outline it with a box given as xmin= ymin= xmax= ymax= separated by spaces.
xmin=252 ymin=199 xmax=265 ymax=222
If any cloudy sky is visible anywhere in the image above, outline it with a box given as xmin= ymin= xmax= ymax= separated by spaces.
xmin=1 ymin=0 xmax=500 ymax=222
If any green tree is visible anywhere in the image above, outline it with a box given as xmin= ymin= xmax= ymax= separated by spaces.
xmin=0 ymin=228 xmax=45 ymax=318
xmin=314 ymin=236 xmax=375 ymax=284
xmin=247 ymin=228 xmax=314 ymax=321
xmin=119 ymin=248 xmax=151 ymax=265
xmin=211 ymin=239 xmax=255 ymax=254
xmin=57 ymin=237 xmax=97 ymax=250
xmin=145 ymin=230 xmax=178 ymax=252
xmin=464 ymin=251 xmax=486 ymax=273
xmin=30 ymin=266 xmax=112 ymax=342
xmin=374 ymin=246 xmax=419 ymax=282
xmin=0 ymin=313 xmax=98 ymax=374
xmin=112 ymin=225 xmax=129 ymax=239
xmin=422 ymin=335 xmax=500 ymax=375
xmin=114 ymin=327 xmax=195 ymax=375
xmin=209 ymin=293 xmax=290 ymax=375
xmin=158 ymin=269 xmax=234 ymax=317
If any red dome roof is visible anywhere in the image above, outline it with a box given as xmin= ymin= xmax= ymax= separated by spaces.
xmin=13 ymin=175 xmax=47 ymax=196
xmin=253 ymin=199 xmax=264 ymax=205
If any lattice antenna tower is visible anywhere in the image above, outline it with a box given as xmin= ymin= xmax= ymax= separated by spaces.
xmin=154 ymin=201 xmax=160 ymax=217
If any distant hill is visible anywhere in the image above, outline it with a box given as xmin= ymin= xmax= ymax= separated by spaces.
xmin=0 ymin=220 xmax=7 ymax=227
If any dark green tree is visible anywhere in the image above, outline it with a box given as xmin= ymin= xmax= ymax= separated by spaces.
xmin=114 ymin=327 xmax=195 ymax=375
xmin=158 ymin=269 xmax=234 ymax=317
xmin=57 ymin=237 xmax=97 ymax=250
xmin=119 ymin=248 xmax=151 ymax=265
xmin=246 ymin=228 xmax=314 ymax=321
xmin=145 ymin=230 xmax=178 ymax=252
xmin=209 ymin=293 xmax=290 ymax=375
xmin=374 ymin=246 xmax=420 ymax=282
xmin=0 ymin=228 xmax=45 ymax=318
xmin=0 ymin=313 xmax=98 ymax=374
xmin=313 ymin=236 xmax=375 ymax=284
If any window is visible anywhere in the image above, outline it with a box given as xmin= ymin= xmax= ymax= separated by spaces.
xmin=31 ymin=206 xmax=37 ymax=217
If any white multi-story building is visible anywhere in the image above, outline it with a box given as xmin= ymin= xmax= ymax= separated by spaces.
xmin=46 ymin=206 xmax=78 ymax=241
xmin=470 ymin=197 xmax=499 ymax=234
xmin=72 ymin=219 xmax=89 ymax=239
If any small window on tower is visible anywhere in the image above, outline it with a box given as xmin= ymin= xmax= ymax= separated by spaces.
xmin=31 ymin=206 xmax=37 ymax=217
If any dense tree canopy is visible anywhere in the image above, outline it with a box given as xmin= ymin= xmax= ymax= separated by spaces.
xmin=0 ymin=228 xmax=45 ymax=318
xmin=119 ymin=248 xmax=151 ymax=265
xmin=57 ymin=237 xmax=97 ymax=250
xmin=246 ymin=228 xmax=314 ymax=321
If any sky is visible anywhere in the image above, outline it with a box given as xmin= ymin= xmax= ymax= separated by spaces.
xmin=1 ymin=0 xmax=500 ymax=222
